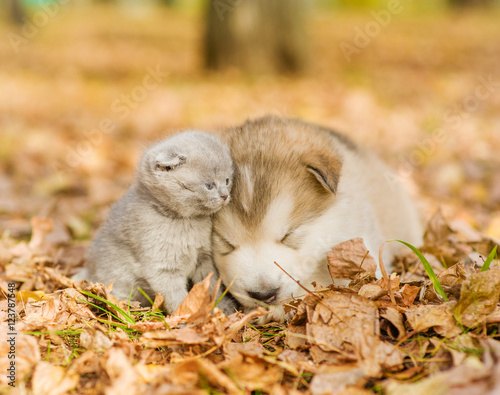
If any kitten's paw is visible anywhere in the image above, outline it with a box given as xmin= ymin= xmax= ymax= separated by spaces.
xmin=71 ymin=268 xmax=89 ymax=281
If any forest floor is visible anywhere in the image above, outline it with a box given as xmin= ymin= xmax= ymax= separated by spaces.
xmin=0 ymin=3 xmax=500 ymax=394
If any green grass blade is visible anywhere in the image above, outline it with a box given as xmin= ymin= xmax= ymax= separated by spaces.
xmin=481 ymin=245 xmax=498 ymax=272
xmin=392 ymin=239 xmax=449 ymax=302
xmin=79 ymin=298 xmax=128 ymax=324
xmin=137 ymin=287 xmax=154 ymax=306
xmin=79 ymin=290 xmax=135 ymax=324
xmin=214 ymin=278 xmax=236 ymax=310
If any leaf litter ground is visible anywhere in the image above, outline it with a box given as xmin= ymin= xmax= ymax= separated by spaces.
xmin=1 ymin=5 xmax=500 ymax=395
xmin=1 ymin=210 xmax=500 ymax=395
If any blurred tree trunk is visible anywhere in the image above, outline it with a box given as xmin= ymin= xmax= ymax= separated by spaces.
xmin=205 ymin=0 xmax=309 ymax=74
xmin=448 ymin=0 xmax=493 ymax=6
xmin=9 ymin=0 xmax=25 ymax=25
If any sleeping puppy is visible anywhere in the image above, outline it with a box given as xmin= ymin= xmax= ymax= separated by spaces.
xmin=212 ymin=116 xmax=423 ymax=322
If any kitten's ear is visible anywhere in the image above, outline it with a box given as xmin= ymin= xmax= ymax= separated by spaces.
xmin=155 ymin=153 xmax=187 ymax=172
xmin=302 ymin=150 xmax=342 ymax=194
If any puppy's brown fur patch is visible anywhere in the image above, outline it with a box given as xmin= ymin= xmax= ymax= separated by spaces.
xmin=214 ymin=116 xmax=350 ymax=236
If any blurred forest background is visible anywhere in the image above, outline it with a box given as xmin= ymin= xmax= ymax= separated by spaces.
xmin=1 ymin=0 xmax=500 ymax=248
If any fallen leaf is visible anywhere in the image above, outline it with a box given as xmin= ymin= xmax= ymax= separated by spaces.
xmin=380 ymin=307 xmax=406 ymax=340
xmin=424 ymin=209 xmax=453 ymax=246
xmin=399 ymin=283 xmax=421 ymax=306
xmin=328 ymin=238 xmax=377 ymax=280
xmin=80 ymin=327 xmax=113 ymax=351
xmin=437 ymin=263 xmax=467 ymax=287
xmin=141 ymin=327 xmax=209 ymax=348
xmin=196 ymin=358 xmax=241 ymax=395
xmin=0 ymin=332 xmax=41 ymax=389
xmin=31 ymin=362 xmax=79 ymax=395
xmin=405 ymin=303 xmax=462 ymax=337
xmin=286 ymin=324 xmax=308 ymax=350
xmin=104 ymin=348 xmax=140 ymax=395
xmin=454 ymin=268 xmax=500 ymax=327
xmin=307 ymin=291 xmax=403 ymax=375
xmin=151 ymin=291 xmax=164 ymax=313
xmin=173 ymin=272 xmax=215 ymax=323
xmin=224 ymin=341 xmax=266 ymax=359
xmin=310 ymin=364 xmax=368 ymax=395
xmin=358 ymin=283 xmax=385 ymax=300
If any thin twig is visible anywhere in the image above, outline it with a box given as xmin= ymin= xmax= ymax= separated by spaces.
xmin=356 ymin=249 xmax=370 ymax=276
xmin=379 ymin=242 xmax=396 ymax=305
xmin=176 ymin=345 xmax=219 ymax=362
xmin=394 ymin=330 xmax=418 ymax=348
xmin=274 ymin=261 xmax=314 ymax=295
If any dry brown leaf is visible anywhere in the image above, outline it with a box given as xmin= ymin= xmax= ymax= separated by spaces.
xmin=286 ymin=324 xmax=308 ymax=350
xmin=310 ymin=365 xmax=368 ymax=395
xmin=385 ymin=350 xmax=495 ymax=395
xmin=151 ymin=291 xmax=165 ymax=313
xmin=454 ymin=268 xmax=500 ymax=327
xmin=222 ymin=356 xmax=282 ymax=393
xmin=399 ymin=338 xmax=430 ymax=361
xmin=31 ymin=362 xmax=79 ymax=395
xmin=358 ymin=283 xmax=385 ymax=300
xmin=0 ymin=331 xmax=41 ymax=389
xmin=224 ymin=341 xmax=266 ymax=359
xmin=80 ymin=327 xmax=113 ymax=351
xmin=424 ymin=209 xmax=453 ymax=246
xmin=141 ymin=327 xmax=209 ymax=348
xmin=380 ymin=307 xmax=406 ymax=340
xmin=173 ymin=272 xmax=215 ymax=323
xmin=307 ymin=292 xmax=380 ymax=355
xmin=307 ymin=291 xmax=403 ymax=375
xmin=405 ymin=303 xmax=462 ymax=337
xmin=278 ymin=349 xmax=312 ymax=370
xmin=309 ymin=345 xmax=355 ymax=365
xmin=170 ymin=360 xmax=204 ymax=387
xmin=196 ymin=358 xmax=241 ymax=395
xmin=399 ymin=283 xmax=421 ymax=306
xmin=483 ymin=338 xmax=500 ymax=394
xmin=220 ymin=307 xmax=270 ymax=344
xmin=328 ymin=238 xmax=377 ymax=280
xmin=437 ymin=263 xmax=467 ymax=287
xmin=446 ymin=333 xmax=478 ymax=366
xmin=104 ymin=348 xmax=141 ymax=395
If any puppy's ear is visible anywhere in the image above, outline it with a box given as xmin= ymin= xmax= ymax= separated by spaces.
xmin=303 ymin=151 xmax=342 ymax=194
xmin=155 ymin=153 xmax=187 ymax=171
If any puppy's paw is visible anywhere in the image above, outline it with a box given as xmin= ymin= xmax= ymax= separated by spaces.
xmin=249 ymin=305 xmax=288 ymax=325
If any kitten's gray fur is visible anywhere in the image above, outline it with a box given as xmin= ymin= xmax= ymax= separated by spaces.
xmin=73 ymin=131 xmax=236 ymax=315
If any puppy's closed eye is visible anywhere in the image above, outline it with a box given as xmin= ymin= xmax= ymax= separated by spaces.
xmin=213 ymin=232 xmax=236 ymax=256
xmin=279 ymin=229 xmax=300 ymax=250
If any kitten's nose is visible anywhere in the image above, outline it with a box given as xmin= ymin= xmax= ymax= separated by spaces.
xmin=248 ymin=288 xmax=279 ymax=303
xmin=221 ymin=194 xmax=228 ymax=201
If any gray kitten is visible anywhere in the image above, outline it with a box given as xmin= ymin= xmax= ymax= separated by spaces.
xmin=73 ymin=131 xmax=235 ymax=315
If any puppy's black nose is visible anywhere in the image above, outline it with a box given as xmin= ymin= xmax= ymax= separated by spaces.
xmin=248 ymin=289 xmax=279 ymax=303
